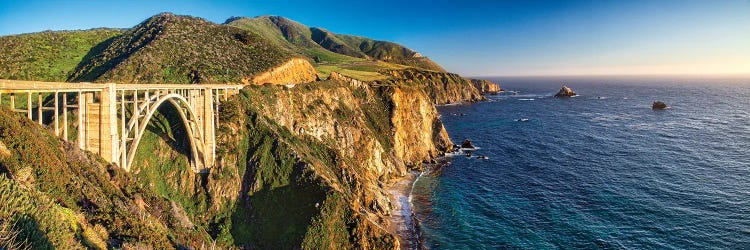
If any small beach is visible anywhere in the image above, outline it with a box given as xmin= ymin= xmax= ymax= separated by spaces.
xmin=387 ymin=171 xmax=421 ymax=249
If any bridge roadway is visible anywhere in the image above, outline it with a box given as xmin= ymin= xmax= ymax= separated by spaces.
xmin=0 ymin=79 xmax=243 ymax=173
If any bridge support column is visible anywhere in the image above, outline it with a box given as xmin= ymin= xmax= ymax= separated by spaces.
xmin=99 ymin=83 xmax=118 ymax=164
xmin=201 ymin=87 xmax=215 ymax=172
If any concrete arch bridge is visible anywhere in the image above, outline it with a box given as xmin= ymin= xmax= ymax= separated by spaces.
xmin=0 ymin=79 xmax=243 ymax=173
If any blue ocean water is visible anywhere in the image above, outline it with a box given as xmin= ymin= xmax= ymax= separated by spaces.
xmin=412 ymin=76 xmax=750 ymax=249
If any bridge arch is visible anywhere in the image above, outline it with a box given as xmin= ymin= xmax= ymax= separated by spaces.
xmin=124 ymin=93 xmax=206 ymax=172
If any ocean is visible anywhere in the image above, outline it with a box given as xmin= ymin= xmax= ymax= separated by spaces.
xmin=412 ymin=76 xmax=750 ymax=249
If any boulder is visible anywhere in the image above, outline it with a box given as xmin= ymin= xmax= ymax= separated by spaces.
xmin=461 ymin=139 xmax=475 ymax=149
xmin=554 ymin=85 xmax=577 ymax=97
xmin=652 ymin=101 xmax=668 ymax=110
xmin=0 ymin=140 xmax=10 ymax=160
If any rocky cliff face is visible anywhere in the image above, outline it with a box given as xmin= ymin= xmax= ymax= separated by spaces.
xmin=205 ymin=74 xmax=451 ymax=249
xmin=385 ymin=68 xmax=486 ymax=104
xmin=248 ymin=57 xmax=319 ymax=85
xmin=470 ymin=78 xmax=503 ymax=94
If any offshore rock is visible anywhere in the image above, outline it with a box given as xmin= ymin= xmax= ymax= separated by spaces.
xmin=461 ymin=139 xmax=475 ymax=149
xmin=554 ymin=85 xmax=577 ymax=97
xmin=652 ymin=101 xmax=668 ymax=110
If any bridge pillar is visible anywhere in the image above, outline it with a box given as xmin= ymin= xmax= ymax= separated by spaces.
xmin=202 ymin=87 xmax=215 ymax=172
xmin=81 ymin=84 xmax=118 ymax=164
xmin=83 ymin=92 xmax=96 ymax=153
xmin=100 ymin=83 xmax=118 ymax=164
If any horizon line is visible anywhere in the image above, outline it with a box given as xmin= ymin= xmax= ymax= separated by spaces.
xmin=467 ymin=72 xmax=750 ymax=79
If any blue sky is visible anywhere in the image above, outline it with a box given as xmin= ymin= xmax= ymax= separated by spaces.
xmin=1 ymin=0 xmax=748 ymax=76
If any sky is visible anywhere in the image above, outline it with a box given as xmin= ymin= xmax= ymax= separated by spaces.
xmin=0 ymin=0 xmax=748 ymax=76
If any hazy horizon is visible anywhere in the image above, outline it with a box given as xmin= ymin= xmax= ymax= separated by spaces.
xmin=1 ymin=0 xmax=748 ymax=77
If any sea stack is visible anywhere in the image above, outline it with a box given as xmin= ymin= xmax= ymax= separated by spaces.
xmin=554 ymin=85 xmax=577 ymax=97
xmin=461 ymin=139 xmax=475 ymax=149
xmin=652 ymin=101 xmax=668 ymax=110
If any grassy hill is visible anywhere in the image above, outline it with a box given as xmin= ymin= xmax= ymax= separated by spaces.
xmin=0 ymin=29 xmax=123 ymax=81
xmin=69 ymin=13 xmax=292 ymax=83
xmin=226 ymin=16 xmax=364 ymax=65
xmin=225 ymin=16 xmax=446 ymax=72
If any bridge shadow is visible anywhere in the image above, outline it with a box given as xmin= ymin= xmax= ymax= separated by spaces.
xmin=143 ymin=103 xmax=192 ymax=161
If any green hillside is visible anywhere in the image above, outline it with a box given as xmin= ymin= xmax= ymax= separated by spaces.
xmin=0 ymin=29 xmax=123 ymax=81
xmin=69 ymin=13 xmax=292 ymax=83
xmin=225 ymin=16 xmax=446 ymax=72
xmin=226 ymin=16 xmax=364 ymax=65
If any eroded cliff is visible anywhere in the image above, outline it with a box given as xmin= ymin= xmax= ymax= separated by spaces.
xmin=205 ymin=74 xmax=451 ymax=249
xmin=248 ymin=57 xmax=319 ymax=85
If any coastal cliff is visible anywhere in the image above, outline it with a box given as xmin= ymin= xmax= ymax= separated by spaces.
xmin=205 ymin=73 xmax=451 ymax=248
xmin=386 ymin=68 xmax=486 ymax=104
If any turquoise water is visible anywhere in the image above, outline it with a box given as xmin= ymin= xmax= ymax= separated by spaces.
xmin=412 ymin=76 xmax=750 ymax=249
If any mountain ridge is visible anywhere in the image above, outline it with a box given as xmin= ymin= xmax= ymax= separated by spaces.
xmin=226 ymin=15 xmax=447 ymax=72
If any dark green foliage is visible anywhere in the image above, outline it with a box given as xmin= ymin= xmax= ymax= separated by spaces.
xmin=0 ymin=107 xmax=214 ymax=248
xmin=228 ymin=98 xmax=331 ymax=249
xmin=0 ymin=29 xmax=123 ymax=81
xmin=301 ymin=192 xmax=355 ymax=249
xmin=69 ymin=13 xmax=292 ymax=83
xmin=310 ymin=28 xmax=366 ymax=58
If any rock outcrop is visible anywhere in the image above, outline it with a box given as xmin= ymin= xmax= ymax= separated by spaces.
xmin=470 ymin=79 xmax=503 ymax=94
xmin=248 ymin=57 xmax=319 ymax=84
xmin=461 ymin=139 xmax=475 ymax=149
xmin=554 ymin=85 xmax=577 ymax=97
xmin=0 ymin=140 xmax=9 ymax=160
xmin=652 ymin=101 xmax=668 ymax=110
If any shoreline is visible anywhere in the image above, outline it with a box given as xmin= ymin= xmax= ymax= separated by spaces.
xmin=387 ymin=170 xmax=422 ymax=250
xmin=387 ymin=158 xmax=451 ymax=249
